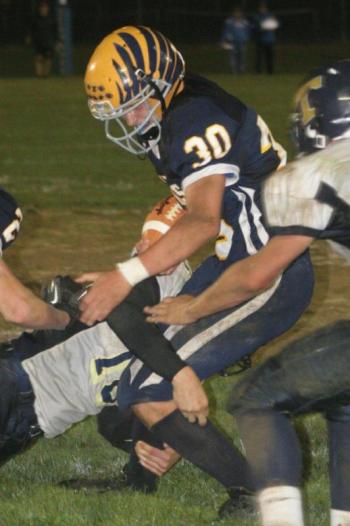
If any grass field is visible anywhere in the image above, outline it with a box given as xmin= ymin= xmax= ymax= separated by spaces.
xmin=0 ymin=48 xmax=349 ymax=525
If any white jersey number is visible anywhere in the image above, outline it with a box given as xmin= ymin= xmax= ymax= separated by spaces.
xmin=184 ymin=124 xmax=232 ymax=169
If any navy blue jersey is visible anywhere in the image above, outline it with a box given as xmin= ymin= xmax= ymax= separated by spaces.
xmin=116 ymin=76 xmax=317 ymax=412
xmin=148 ymin=74 xmax=286 ymax=263
xmin=0 ymin=189 xmax=22 ymax=256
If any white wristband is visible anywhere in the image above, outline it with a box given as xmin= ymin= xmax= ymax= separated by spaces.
xmin=116 ymin=257 xmax=150 ymax=287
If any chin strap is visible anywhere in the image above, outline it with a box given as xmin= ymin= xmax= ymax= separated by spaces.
xmin=135 ymin=69 xmax=167 ymax=115
xmin=146 ymin=77 xmax=167 ymax=115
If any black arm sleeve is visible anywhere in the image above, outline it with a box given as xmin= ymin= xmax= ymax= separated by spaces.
xmin=106 ymin=278 xmax=187 ymax=382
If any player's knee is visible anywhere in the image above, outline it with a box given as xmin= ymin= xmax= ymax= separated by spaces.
xmin=228 ymin=380 xmax=267 ymax=416
xmin=228 ymin=357 xmax=288 ymax=416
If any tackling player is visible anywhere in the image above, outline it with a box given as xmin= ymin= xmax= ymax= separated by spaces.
xmin=78 ymin=26 xmax=314 ymax=509
xmin=147 ymin=59 xmax=350 ymax=525
xmin=0 ymin=189 xmax=70 ymax=330
xmin=230 ymin=60 xmax=350 ymax=526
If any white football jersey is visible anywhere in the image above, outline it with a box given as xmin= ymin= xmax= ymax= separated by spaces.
xmin=22 ymin=264 xmax=190 ymax=438
xmin=263 ymin=139 xmax=350 ymax=260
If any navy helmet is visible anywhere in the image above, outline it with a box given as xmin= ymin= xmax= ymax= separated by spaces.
xmin=291 ymin=59 xmax=350 ymax=154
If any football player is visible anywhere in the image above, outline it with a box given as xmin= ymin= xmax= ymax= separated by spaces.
xmin=230 ymin=59 xmax=350 ymax=526
xmin=0 ymin=261 xmax=190 ymax=493
xmin=147 ymin=60 xmax=350 ymax=525
xmin=78 ymin=26 xmax=314 ymax=508
xmin=0 ymin=189 xmax=70 ymax=330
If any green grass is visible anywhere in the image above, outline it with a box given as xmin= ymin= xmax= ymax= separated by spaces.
xmin=0 ymin=47 xmax=348 ymax=524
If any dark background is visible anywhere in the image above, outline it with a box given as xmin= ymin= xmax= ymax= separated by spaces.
xmin=1 ymin=0 xmax=349 ymax=46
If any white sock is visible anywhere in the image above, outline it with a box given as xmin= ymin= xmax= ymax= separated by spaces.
xmin=331 ymin=509 xmax=350 ymax=526
xmin=258 ymin=485 xmax=304 ymax=526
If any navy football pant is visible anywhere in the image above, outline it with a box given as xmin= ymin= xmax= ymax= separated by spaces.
xmin=230 ymin=320 xmax=350 ymax=509
xmin=117 ymin=250 xmax=314 ymax=408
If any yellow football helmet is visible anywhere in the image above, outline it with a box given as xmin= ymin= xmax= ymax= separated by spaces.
xmin=85 ymin=25 xmax=185 ymax=155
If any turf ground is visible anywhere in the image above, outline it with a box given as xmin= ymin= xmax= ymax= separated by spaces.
xmin=0 ymin=44 xmax=349 ymax=525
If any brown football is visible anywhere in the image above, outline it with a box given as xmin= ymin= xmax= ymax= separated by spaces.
xmin=142 ymin=195 xmax=186 ymax=245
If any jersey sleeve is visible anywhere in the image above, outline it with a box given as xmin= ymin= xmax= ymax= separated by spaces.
xmin=163 ymin=99 xmax=285 ymax=193
xmin=262 ymin=158 xmax=334 ymax=238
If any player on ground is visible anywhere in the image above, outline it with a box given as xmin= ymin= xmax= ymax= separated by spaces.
xmin=146 ymin=59 xmax=350 ymax=525
xmin=79 ymin=26 xmax=314 ymax=509
xmin=0 ymin=258 xmax=190 ymax=494
xmin=0 ymin=189 xmax=70 ymax=330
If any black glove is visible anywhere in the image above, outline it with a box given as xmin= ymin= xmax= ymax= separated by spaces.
xmin=41 ymin=275 xmax=88 ymax=322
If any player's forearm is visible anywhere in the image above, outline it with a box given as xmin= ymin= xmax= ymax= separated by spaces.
xmin=184 ymin=236 xmax=314 ymax=321
xmin=0 ymin=262 xmax=69 ymax=329
xmin=186 ymin=259 xmax=274 ymax=320
xmin=4 ymin=291 xmax=69 ymax=330
xmin=24 ymin=298 xmax=69 ymax=330
xmin=107 ymin=293 xmax=188 ymax=382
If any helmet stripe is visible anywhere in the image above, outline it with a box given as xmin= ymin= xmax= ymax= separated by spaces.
xmin=139 ymin=26 xmax=160 ymax=76
xmin=168 ymin=43 xmax=179 ymax=83
xmin=114 ymin=79 xmax=123 ymax=106
xmin=135 ymin=29 xmax=151 ymax=75
xmin=118 ymin=30 xmax=146 ymax=73
xmin=157 ymin=31 xmax=172 ymax=82
xmin=112 ymin=39 xmax=142 ymax=100
xmin=112 ymin=54 xmax=132 ymax=102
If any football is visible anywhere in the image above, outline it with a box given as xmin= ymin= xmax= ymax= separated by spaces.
xmin=142 ymin=195 xmax=186 ymax=245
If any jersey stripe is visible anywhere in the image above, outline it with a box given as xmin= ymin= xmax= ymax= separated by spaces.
xmin=182 ymin=163 xmax=240 ymax=190
xmin=232 ymin=188 xmax=259 ymax=255
xmin=241 ymin=186 xmax=269 ymax=246
xmin=139 ymin=276 xmax=281 ymax=388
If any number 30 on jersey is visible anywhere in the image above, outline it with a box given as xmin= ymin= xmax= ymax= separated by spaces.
xmin=184 ymin=124 xmax=231 ymax=169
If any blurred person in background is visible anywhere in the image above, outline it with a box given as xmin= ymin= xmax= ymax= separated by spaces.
xmin=220 ymin=6 xmax=250 ymax=74
xmin=28 ymin=0 xmax=58 ymax=78
xmin=252 ymin=1 xmax=279 ymax=74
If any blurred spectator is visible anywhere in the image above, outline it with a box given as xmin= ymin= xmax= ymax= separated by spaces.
xmin=252 ymin=1 xmax=279 ymax=74
xmin=220 ymin=6 xmax=250 ymax=74
xmin=29 ymin=0 xmax=58 ymax=78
